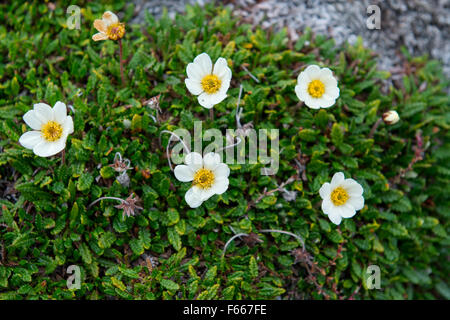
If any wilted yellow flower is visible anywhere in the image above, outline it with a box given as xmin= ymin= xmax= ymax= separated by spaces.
xmin=92 ymin=11 xmax=125 ymax=41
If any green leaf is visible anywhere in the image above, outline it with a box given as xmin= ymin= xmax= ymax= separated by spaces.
xmin=98 ymin=232 xmax=116 ymax=249
xmin=203 ymin=266 xmax=217 ymax=286
xmin=168 ymin=228 xmax=181 ymax=251
xmin=319 ymin=219 xmax=331 ymax=232
xmin=249 ymin=256 xmax=258 ymax=278
xmin=167 ymin=208 xmax=180 ymax=226
xmin=160 ymin=279 xmax=179 ymax=291
xmin=118 ymin=267 xmax=140 ymax=280
xmin=298 ymin=129 xmax=318 ymax=142
xmin=77 ymin=173 xmax=93 ymax=192
xmin=331 ymin=123 xmax=344 ymax=146
xmin=79 ymin=243 xmax=92 ymax=264
xmin=129 ymin=238 xmax=144 ymax=255
xmin=100 ymin=166 xmax=115 ymax=179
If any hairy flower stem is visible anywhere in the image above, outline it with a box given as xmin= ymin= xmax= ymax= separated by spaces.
xmin=221 ymin=233 xmax=250 ymax=257
xmin=241 ymin=65 xmax=260 ymax=83
xmin=222 ymin=228 xmax=305 ymax=257
xmin=209 ymin=108 xmax=214 ymax=121
xmin=159 ymin=130 xmax=191 ymax=171
xmin=235 ymin=84 xmax=244 ymax=128
xmin=218 ymin=136 xmax=241 ymax=152
xmin=259 ymin=229 xmax=305 ymax=251
xmin=88 ymin=196 xmax=127 ymax=209
xmin=246 ymin=175 xmax=296 ymax=210
xmin=118 ymin=38 xmax=125 ymax=86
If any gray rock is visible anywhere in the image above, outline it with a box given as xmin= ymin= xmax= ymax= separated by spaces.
xmin=131 ymin=0 xmax=450 ymax=80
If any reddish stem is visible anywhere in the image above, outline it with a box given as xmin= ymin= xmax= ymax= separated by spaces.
xmin=118 ymin=38 xmax=125 ymax=86
xmin=61 ymin=149 xmax=65 ymax=166
xmin=369 ymin=117 xmax=383 ymax=138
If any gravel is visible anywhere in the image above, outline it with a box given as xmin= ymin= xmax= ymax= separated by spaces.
xmin=131 ymin=0 xmax=450 ymax=79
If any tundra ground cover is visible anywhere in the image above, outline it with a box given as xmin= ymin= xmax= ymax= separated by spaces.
xmin=0 ymin=1 xmax=449 ymax=299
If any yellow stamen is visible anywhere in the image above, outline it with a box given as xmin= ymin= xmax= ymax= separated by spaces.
xmin=330 ymin=187 xmax=349 ymax=206
xmin=193 ymin=168 xmax=215 ymax=189
xmin=308 ymin=79 xmax=325 ymax=98
xmin=201 ymin=74 xmax=221 ymax=94
xmin=41 ymin=121 xmax=63 ymax=142
xmin=106 ymin=22 xmax=125 ymax=40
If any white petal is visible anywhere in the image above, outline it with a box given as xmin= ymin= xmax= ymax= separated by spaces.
xmin=185 ymin=78 xmax=203 ymax=95
xmin=198 ymin=92 xmax=227 ymax=109
xmin=63 ymin=116 xmax=74 ymax=135
xmin=303 ymin=96 xmax=321 ymax=109
xmin=319 ymin=182 xmax=331 ymax=199
xmin=174 ymin=165 xmax=194 ymax=182
xmin=93 ymin=19 xmax=107 ymax=33
xmin=331 ymin=172 xmax=345 ymax=187
xmin=295 ymin=85 xmax=308 ymax=102
xmin=324 ymin=86 xmax=340 ymax=101
xmin=211 ymin=177 xmax=229 ymax=195
xmin=213 ymin=163 xmax=230 ymax=179
xmin=203 ymin=152 xmax=221 ymax=170
xmin=185 ymin=152 xmax=203 ymax=172
xmin=197 ymin=93 xmax=215 ymax=109
xmin=23 ymin=110 xmax=45 ymax=130
xmin=53 ymin=101 xmax=67 ymax=123
xmin=348 ymin=195 xmax=364 ymax=211
xmin=193 ymin=53 xmax=213 ymax=75
xmin=321 ymin=199 xmax=333 ymax=215
xmin=200 ymin=187 xmax=216 ymax=202
xmin=304 ymin=65 xmax=321 ymax=78
xmin=185 ymin=186 xmax=203 ymax=208
xmin=317 ymin=97 xmax=336 ymax=109
xmin=323 ymin=76 xmax=338 ymax=89
xmin=318 ymin=67 xmax=333 ymax=80
xmin=102 ymin=11 xmax=119 ymax=26
xmin=19 ymin=131 xmax=43 ymax=149
xmin=186 ymin=62 xmax=207 ymax=83
xmin=92 ymin=32 xmax=108 ymax=41
xmin=212 ymin=79 xmax=230 ymax=96
xmin=340 ymin=203 xmax=356 ymax=218
xmin=342 ymin=179 xmax=364 ymax=196
xmin=33 ymin=103 xmax=53 ymax=123
xmin=297 ymin=70 xmax=311 ymax=84
xmin=33 ymin=138 xmax=66 ymax=157
xmin=328 ymin=211 xmax=342 ymax=225
xmin=213 ymin=57 xmax=231 ymax=80
xmin=217 ymin=77 xmax=231 ymax=95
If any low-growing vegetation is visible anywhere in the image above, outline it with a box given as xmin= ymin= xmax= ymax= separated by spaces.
xmin=0 ymin=1 xmax=449 ymax=299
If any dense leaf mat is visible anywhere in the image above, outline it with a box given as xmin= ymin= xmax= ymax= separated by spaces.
xmin=0 ymin=1 xmax=449 ymax=299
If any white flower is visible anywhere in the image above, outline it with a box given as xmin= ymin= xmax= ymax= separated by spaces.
xmin=295 ymin=65 xmax=340 ymax=109
xmin=382 ymin=110 xmax=400 ymax=125
xmin=319 ymin=172 xmax=364 ymax=225
xmin=185 ymin=53 xmax=232 ymax=109
xmin=92 ymin=11 xmax=125 ymax=41
xmin=19 ymin=101 xmax=74 ymax=157
xmin=174 ymin=152 xmax=230 ymax=208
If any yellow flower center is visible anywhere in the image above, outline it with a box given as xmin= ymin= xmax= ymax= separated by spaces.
xmin=330 ymin=187 xmax=349 ymax=206
xmin=41 ymin=121 xmax=63 ymax=142
xmin=308 ymin=79 xmax=325 ymax=98
xmin=201 ymin=74 xmax=222 ymax=94
xmin=106 ymin=22 xmax=125 ymax=40
xmin=193 ymin=168 xmax=215 ymax=189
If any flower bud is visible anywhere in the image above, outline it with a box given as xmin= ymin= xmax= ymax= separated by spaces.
xmin=123 ymin=119 xmax=131 ymax=129
xmin=382 ymin=110 xmax=400 ymax=125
